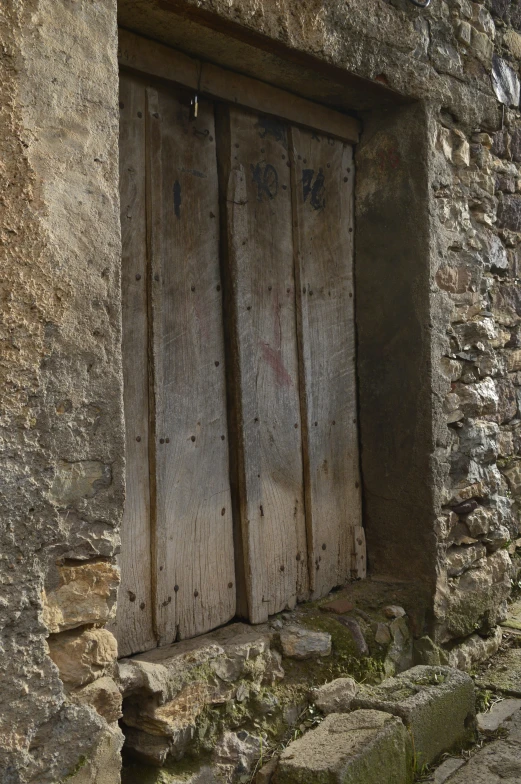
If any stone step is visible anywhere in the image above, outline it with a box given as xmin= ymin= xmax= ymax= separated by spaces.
xmin=351 ymin=665 xmax=476 ymax=767
xmin=118 ymin=623 xmax=283 ymax=766
xmin=275 ymin=710 xmax=414 ymax=784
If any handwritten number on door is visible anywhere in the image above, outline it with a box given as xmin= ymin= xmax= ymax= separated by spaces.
xmin=251 ymin=162 xmax=278 ymax=202
xmin=302 ymin=168 xmax=325 ymax=211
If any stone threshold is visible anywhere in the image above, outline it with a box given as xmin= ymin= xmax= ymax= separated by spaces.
xmin=121 ymin=663 xmax=477 ymax=784
xmin=118 ymin=582 xmax=491 ymax=784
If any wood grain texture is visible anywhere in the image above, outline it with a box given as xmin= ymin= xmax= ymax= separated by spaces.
xmin=116 ymin=73 xmax=156 ymax=657
xmin=147 ymin=84 xmax=236 ymax=644
xmin=118 ymin=29 xmax=360 ymax=144
xmin=289 ymin=128 xmax=363 ymax=596
xmin=218 ymin=107 xmax=308 ymax=624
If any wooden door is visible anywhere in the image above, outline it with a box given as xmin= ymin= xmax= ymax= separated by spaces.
xmin=289 ymin=128 xmax=364 ymax=597
xmin=147 ymin=85 xmax=236 ymax=645
xmin=117 ymin=73 xmax=156 ymax=656
xmin=116 ymin=76 xmax=236 ymax=655
xmin=116 ymin=56 xmax=363 ymax=657
xmin=217 ymin=108 xmax=308 ymax=623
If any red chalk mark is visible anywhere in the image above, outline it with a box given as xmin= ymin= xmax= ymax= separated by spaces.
xmin=260 ymin=341 xmax=293 ymax=388
xmin=376 ymin=143 xmax=400 ymax=173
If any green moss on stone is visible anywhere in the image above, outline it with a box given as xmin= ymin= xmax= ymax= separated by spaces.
xmin=62 ymin=755 xmax=87 ymax=781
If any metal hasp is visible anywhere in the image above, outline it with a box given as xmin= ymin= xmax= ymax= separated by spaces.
xmin=408 ymin=0 xmax=431 ymax=7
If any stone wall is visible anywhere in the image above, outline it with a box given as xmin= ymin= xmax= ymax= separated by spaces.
xmin=3 ymin=0 xmax=521 ymax=781
xmin=0 ymin=1 xmax=124 ymax=782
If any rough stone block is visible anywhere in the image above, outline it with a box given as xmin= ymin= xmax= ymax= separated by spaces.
xmin=280 ymin=626 xmax=331 ymax=660
xmin=66 ymin=725 xmax=124 ymax=784
xmin=320 ymin=598 xmax=355 ymax=615
xmin=503 ymin=461 xmax=521 ymax=495
xmin=457 ymin=21 xmax=472 ymax=46
xmin=43 ymin=561 xmax=119 ymax=633
xmin=446 ymin=544 xmax=486 ymax=577
xmin=491 ymin=129 xmax=511 ymax=159
xmin=256 ymin=757 xmax=279 ymax=784
xmin=492 ymin=55 xmax=520 ymax=107
xmin=351 ymin=666 xmax=475 ymax=767
xmin=471 ymin=29 xmax=494 ymax=65
xmin=119 ymin=623 xmax=283 ymax=764
xmin=384 ymin=616 xmax=413 ymax=676
xmin=213 ymin=730 xmax=263 ymax=778
xmin=465 ymin=507 xmax=493 ymax=537
xmin=375 ymin=623 xmax=391 ymax=645
xmin=383 ymin=605 xmax=406 ymax=619
xmin=275 ymin=710 xmax=413 ymax=784
xmin=119 ymin=623 xmax=281 ymax=702
xmin=49 ymin=459 xmax=112 ymax=505
xmin=47 ymin=627 xmax=118 ymax=687
xmin=491 ymin=284 xmax=521 ymax=327
xmin=497 ymin=195 xmax=521 ymax=232
xmin=454 ymin=378 xmax=498 ymax=418
xmin=453 ymin=135 xmax=470 ymax=168
xmin=413 ymin=637 xmax=449 ymax=667
xmin=511 ymin=128 xmax=521 ymax=164
xmin=448 ymin=628 xmax=502 ymax=671
xmin=444 ymin=550 xmax=511 ymax=639
xmin=123 ymin=679 xmax=231 ymax=739
xmin=312 ymin=678 xmax=358 ymax=714
xmin=495 ymin=378 xmax=517 ymax=424
xmin=71 ymin=676 xmax=123 ymax=724
xmin=472 ymin=4 xmax=495 ymax=37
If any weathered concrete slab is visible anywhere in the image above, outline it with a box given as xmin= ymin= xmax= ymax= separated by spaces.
xmin=351 ymin=666 xmax=475 ymax=767
xmin=275 ymin=710 xmax=413 ymax=784
xmin=475 ymin=648 xmax=521 ymax=696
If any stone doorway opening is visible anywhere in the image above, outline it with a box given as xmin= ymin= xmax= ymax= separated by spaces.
xmin=114 ymin=4 xmax=437 ymax=779
xmin=114 ymin=31 xmax=365 ymax=659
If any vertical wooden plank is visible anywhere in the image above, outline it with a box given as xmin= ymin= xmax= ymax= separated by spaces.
xmin=115 ymin=72 xmax=156 ymax=657
xmin=147 ymin=84 xmax=236 ymax=643
xmin=289 ymin=128 xmax=363 ymax=597
xmin=217 ymin=107 xmax=309 ymax=624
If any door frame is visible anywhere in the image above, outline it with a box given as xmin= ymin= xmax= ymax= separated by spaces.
xmin=117 ymin=22 xmax=439 ymax=650
xmin=118 ymin=30 xmax=360 ymax=145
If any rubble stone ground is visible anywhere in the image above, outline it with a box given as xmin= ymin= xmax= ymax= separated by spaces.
xmin=425 ymin=599 xmax=521 ymax=783
xmin=120 ymin=595 xmax=521 ymax=784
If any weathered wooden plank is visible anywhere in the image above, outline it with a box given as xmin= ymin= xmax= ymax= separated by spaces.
xmin=289 ymin=127 xmax=363 ymax=597
xmin=118 ymin=29 xmax=360 ymax=144
xmin=147 ymin=84 xmax=236 ymax=643
xmin=217 ymin=106 xmax=309 ymax=623
xmin=115 ymin=73 xmax=156 ymax=657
